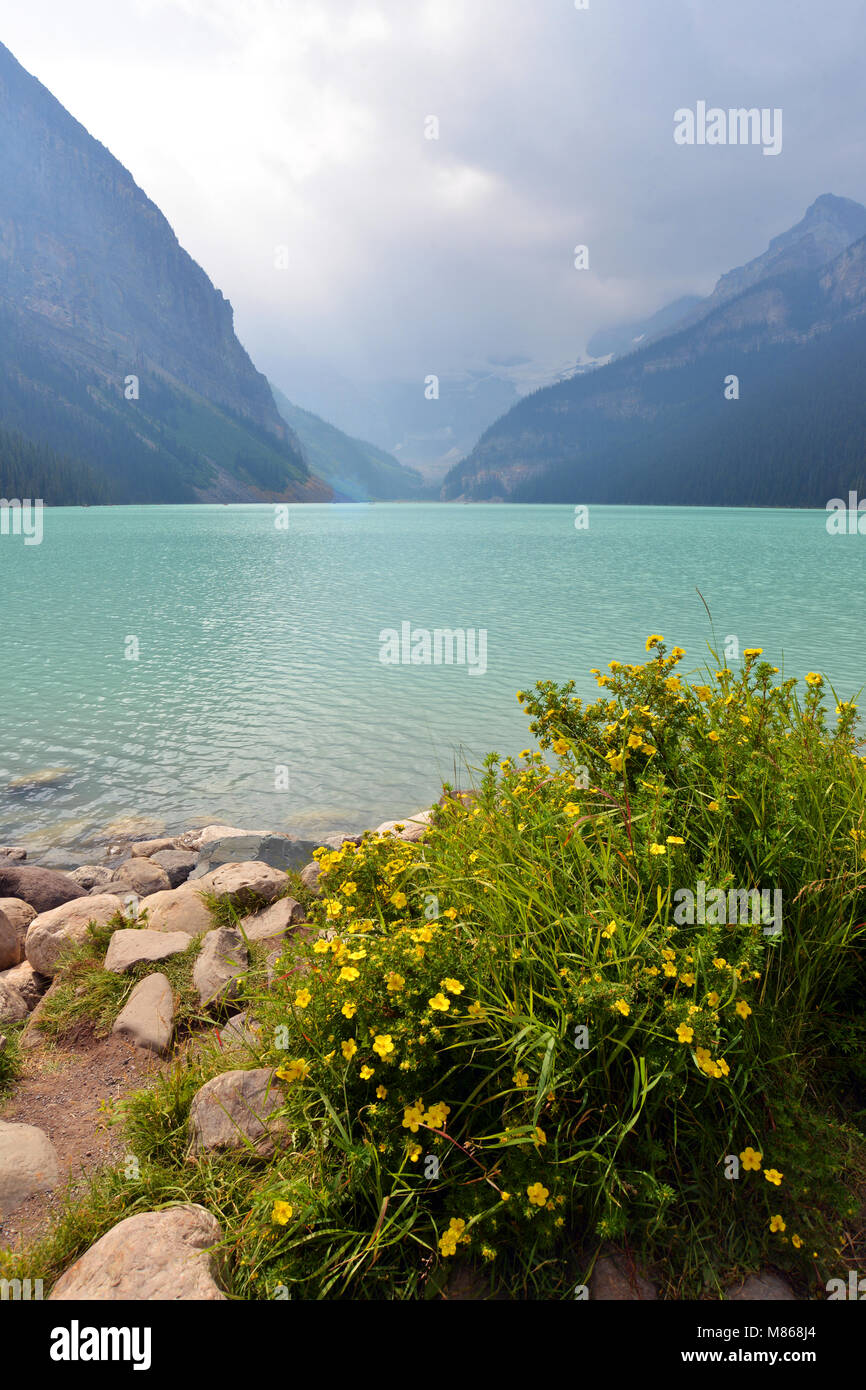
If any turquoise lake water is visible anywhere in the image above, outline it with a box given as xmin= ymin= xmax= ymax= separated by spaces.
xmin=0 ymin=503 xmax=863 ymax=859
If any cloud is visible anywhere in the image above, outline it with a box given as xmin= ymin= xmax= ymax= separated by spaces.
xmin=4 ymin=0 xmax=866 ymax=398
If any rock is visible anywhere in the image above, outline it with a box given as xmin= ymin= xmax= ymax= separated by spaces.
xmin=0 ymin=979 xmax=29 ymax=1023
xmin=219 ymin=1011 xmax=262 ymax=1048
xmin=0 ymin=897 xmax=38 ymax=936
xmin=20 ymin=978 xmax=60 ymax=1049
xmin=49 ymin=1205 xmax=226 ymax=1300
xmin=110 ymin=858 xmax=172 ymax=896
xmin=130 ymin=837 xmax=178 ymax=858
xmin=189 ymin=1068 xmax=288 ymax=1157
xmin=0 ymin=846 xmax=27 ymax=862
xmin=0 ymin=1120 xmax=60 ymax=1216
xmin=176 ymin=824 xmax=261 ymax=853
xmin=0 ymin=1035 xmax=5 ymax=1052
xmin=112 ymin=973 xmax=174 ymax=1055
xmin=193 ymin=928 xmax=248 ymax=1008
xmin=194 ymin=860 xmax=289 ymax=908
xmin=190 ymin=834 xmax=318 ymax=879
xmin=104 ymin=929 xmax=191 ymax=974
xmin=0 ymin=961 xmax=50 ymax=1010
xmin=0 ymin=909 xmax=21 ymax=971
xmin=68 ymin=864 xmax=114 ymax=890
xmin=0 ymin=898 xmax=38 ymax=968
xmin=590 ymin=1252 xmax=658 ymax=1300
xmin=138 ymin=883 xmax=213 ymax=937
xmin=6 ymin=767 xmax=73 ymax=792
xmin=24 ymin=894 xmax=122 ymax=976
xmin=239 ymin=897 xmax=305 ymax=943
xmin=0 ymin=865 xmax=86 ymax=914
xmin=372 ymin=809 xmax=434 ymax=843
xmin=299 ymin=861 xmax=321 ymax=896
xmin=727 ymin=1271 xmax=796 ymax=1301
xmin=150 ymin=849 xmax=197 ymax=887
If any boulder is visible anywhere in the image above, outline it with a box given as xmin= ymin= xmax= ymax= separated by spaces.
xmin=194 ymin=860 xmax=289 ymax=908
xmin=20 ymin=978 xmax=60 ymax=1050
xmin=104 ymin=928 xmax=191 ymax=974
xmin=239 ymin=897 xmax=305 ymax=943
xmin=219 ymin=1011 xmax=262 ymax=1049
xmin=176 ymin=824 xmax=261 ymax=853
xmin=727 ymin=1271 xmax=796 ymax=1301
xmin=194 ymin=928 xmax=248 ymax=1008
xmin=0 ymin=961 xmax=50 ymax=1010
xmin=0 ymin=1120 xmax=60 ymax=1216
xmin=0 ymin=899 xmax=38 ymax=968
xmin=189 ymin=1068 xmax=288 ymax=1157
xmin=299 ymin=861 xmax=321 ymax=896
xmin=372 ymin=809 xmax=434 ymax=843
xmin=590 ymin=1252 xmax=658 ymax=1300
xmin=0 ymin=907 xmax=22 ymax=971
xmin=49 ymin=1205 xmax=226 ymax=1300
xmin=0 ymin=866 xmax=86 ymax=914
xmin=112 ymin=973 xmax=175 ymax=1055
xmin=190 ymin=834 xmax=318 ymax=879
xmin=0 ymin=979 xmax=29 ymax=1023
xmin=138 ymin=883 xmax=213 ymax=937
xmin=68 ymin=864 xmax=114 ymax=891
xmin=130 ymin=837 xmax=178 ymax=858
xmin=24 ymin=894 xmax=121 ymax=976
xmin=0 ymin=846 xmax=27 ymax=862
xmin=110 ymin=858 xmax=172 ymax=896
xmin=150 ymin=849 xmax=197 ymax=888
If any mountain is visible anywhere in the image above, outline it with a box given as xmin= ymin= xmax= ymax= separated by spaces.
xmin=587 ymin=195 xmax=866 ymax=366
xmin=0 ymin=41 xmax=330 ymax=504
xmin=586 ymin=295 xmax=704 ymax=361
xmin=270 ymin=388 xmax=432 ymax=501
xmin=442 ymin=196 xmax=866 ymax=506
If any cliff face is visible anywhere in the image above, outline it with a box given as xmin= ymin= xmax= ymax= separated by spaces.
xmin=0 ymin=41 xmax=329 ymax=503
xmin=442 ymin=202 xmax=866 ymax=508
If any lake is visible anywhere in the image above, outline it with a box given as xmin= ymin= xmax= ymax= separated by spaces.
xmin=0 ymin=502 xmax=862 ymax=860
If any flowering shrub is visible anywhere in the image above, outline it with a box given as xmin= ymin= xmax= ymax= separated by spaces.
xmin=248 ymin=639 xmax=866 ymax=1297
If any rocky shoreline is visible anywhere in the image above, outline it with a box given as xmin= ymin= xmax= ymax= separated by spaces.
xmin=0 ymin=805 xmax=804 ymax=1301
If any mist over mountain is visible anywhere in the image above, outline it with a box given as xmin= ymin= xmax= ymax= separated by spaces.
xmin=442 ymin=196 xmax=866 ymax=507
xmin=0 ymin=40 xmax=329 ymax=504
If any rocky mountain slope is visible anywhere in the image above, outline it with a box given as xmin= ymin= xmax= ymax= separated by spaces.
xmin=0 ymin=41 xmax=329 ymax=504
xmin=442 ymin=196 xmax=866 ymax=506
xmin=271 ymin=387 xmax=432 ymax=501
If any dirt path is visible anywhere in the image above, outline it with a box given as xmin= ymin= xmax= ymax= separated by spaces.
xmin=0 ymin=1026 xmax=162 ymax=1253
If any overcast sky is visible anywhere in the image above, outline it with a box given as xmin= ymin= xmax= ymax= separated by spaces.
xmin=3 ymin=0 xmax=865 ymax=394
